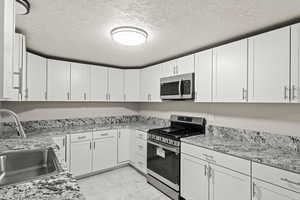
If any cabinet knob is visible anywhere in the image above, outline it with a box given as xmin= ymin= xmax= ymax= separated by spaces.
xmin=292 ymin=85 xmax=297 ymax=100
xmin=284 ymin=86 xmax=289 ymax=100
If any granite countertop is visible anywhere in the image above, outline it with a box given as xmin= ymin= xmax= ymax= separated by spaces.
xmin=182 ymin=134 xmax=300 ymax=175
xmin=0 ymin=122 xmax=163 ymax=200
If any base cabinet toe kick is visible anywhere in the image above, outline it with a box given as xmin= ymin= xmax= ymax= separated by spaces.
xmin=180 ymin=142 xmax=300 ymax=200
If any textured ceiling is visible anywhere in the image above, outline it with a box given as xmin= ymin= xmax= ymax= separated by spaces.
xmin=16 ymin=0 xmax=300 ymax=68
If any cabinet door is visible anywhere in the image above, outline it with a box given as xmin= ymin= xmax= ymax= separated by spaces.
xmin=291 ymin=24 xmax=300 ymax=103
xmin=117 ymin=129 xmax=131 ymax=163
xmin=70 ymin=63 xmax=90 ymax=101
xmin=210 ymin=164 xmax=251 ymax=200
xmin=90 ymin=65 xmax=108 ymax=101
xmin=140 ymin=68 xmax=150 ymax=102
xmin=253 ymin=179 xmax=300 ymax=200
xmin=213 ymin=39 xmax=248 ymax=102
xmin=108 ymin=68 xmax=124 ymax=102
xmin=177 ymin=54 xmax=195 ymax=75
xmin=195 ymin=50 xmax=213 ymax=102
xmin=148 ymin=64 xmax=162 ymax=102
xmin=124 ymin=69 xmax=140 ymax=102
xmin=130 ymin=130 xmax=136 ymax=165
xmin=93 ymin=135 xmax=117 ymax=171
xmin=248 ymin=27 xmax=290 ymax=103
xmin=181 ymin=153 xmax=209 ymax=200
xmin=26 ymin=53 xmax=47 ymax=101
xmin=70 ymin=140 xmax=92 ymax=176
xmin=47 ymin=59 xmax=71 ymax=101
xmin=162 ymin=60 xmax=177 ymax=77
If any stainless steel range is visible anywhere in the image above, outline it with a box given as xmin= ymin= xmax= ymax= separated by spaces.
xmin=147 ymin=115 xmax=206 ymax=200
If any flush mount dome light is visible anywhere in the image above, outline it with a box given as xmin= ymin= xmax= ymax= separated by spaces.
xmin=16 ymin=0 xmax=30 ymax=15
xmin=111 ymin=26 xmax=148 ymax=46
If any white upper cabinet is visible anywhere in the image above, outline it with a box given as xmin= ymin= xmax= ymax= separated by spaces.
xmin=291 ymin=24 xmax=300 ymax=103
xmin=162 ymin=55 xmax=195 ymax=77
xmin=107 ymin=68 xmax=124 ymax=102
xmin=248 ymin=27 xmax=290 ymax=103
xmin=213 ymin=39 xmax=248 ymax=102
xmin=177 ymin=54 xmax=195 ymax=75
xmin=47 ymin=59 xmax=71 ymax=101
xmin=90 ymin=65 xmax=108 ymax=101
xmin=140 ymin=64 xmax=162 ymax=102
xmin=70 ymin=63 xmax=90 ymax=101
xmin=195 ymin=49 xmax=213 ymax=102
xmin=0 ymin=0 xmax=15 ymax=100
xmin=26 ymin=53 xmax=47 ymax=101
xmin=124 ymin=69 xmax=140 ymax=102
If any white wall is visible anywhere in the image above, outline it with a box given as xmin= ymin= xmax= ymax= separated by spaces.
xmin=138 ymin=102 xmax=300 ymax=137
xmin=2 ymin=102 xmax=139 ymax=121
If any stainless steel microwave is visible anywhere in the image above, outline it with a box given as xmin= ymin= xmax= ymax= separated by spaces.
xmin=160 ymin=73 xmax=194 ymax=100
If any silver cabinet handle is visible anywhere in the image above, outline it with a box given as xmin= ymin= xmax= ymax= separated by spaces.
xmin=45 ymin=91 xmax=48 ymax=101
xmin=138 ymin=145 xmax=143 ymax=149
xmin=280 ymin=178 xmax=300 ymax=186
xmin=242 ymin=88 xmax=246 ymax=100
xmin=77 ymin=136 xmax=87 ymax=140
xmin=252 ymin=182 xmax=257 ymax=199
xmin=284 ymin=86 xmax=289 ymax=100
xmin=84 ymin=93 xmax=87 ymax=100
xmin=89 ymin=142 xmax=92 ymax=150
xmin=94 ymin=141 xmax=96 ymax=149
xmin=67 ymin=92 xmax=70 ymax=100
xmin=173 ymin=66 xmax=176 ymax=75
xmin=176 ymin=65 xmax=179 ymax=74
xmin=100 ymin=133 xmax=109 ymax=136
xmin=292 ymin=85 xmax=297 ymax=100
xmin=204 ymin=165 xmax=207 ymax=176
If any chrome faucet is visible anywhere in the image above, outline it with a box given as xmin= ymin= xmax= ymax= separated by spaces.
xmin=0 ymin=109 xmax=26 ymax=138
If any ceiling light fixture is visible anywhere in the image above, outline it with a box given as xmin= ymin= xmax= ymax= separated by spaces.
xmin=111 ymin=26 xmax=148 ymax=46
xmin=16 ymin=0 xmax=30 ymax=15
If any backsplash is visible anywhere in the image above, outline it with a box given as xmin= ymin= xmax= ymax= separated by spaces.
xmin=0 ymin=115 xmax=169 ymax=134
xmin=208 ymin=125 xmax=300 ymax=152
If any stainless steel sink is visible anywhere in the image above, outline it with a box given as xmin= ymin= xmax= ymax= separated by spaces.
xmin=0 ymin=148 xmax=62 ymax=186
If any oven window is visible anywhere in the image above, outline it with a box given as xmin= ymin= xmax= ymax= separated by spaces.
xmin=161 ymin=81 xmax=180 ymax=96
xmin=147 ymin=142 xmax=180 ymax=185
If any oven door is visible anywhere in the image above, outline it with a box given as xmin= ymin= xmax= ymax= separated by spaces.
xmin=147 ymin=140 xmax=180 ymax=191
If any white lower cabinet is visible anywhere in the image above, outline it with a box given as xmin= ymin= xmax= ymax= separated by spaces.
xmin=117 ymin=129 xmax=131 ymax=164
xmin=210 ymin=164 xmax=250 ymax=200
xmin=70 ymin=139 xmax=93 ymax=177
xmin=181 ymin=154 xmax=209 ymax=200
xmin=252 ymin=179 xmax=300 ymax=200
xmin=93 ymin=133 xmax=117 ymax=171
xmin=181 ymin=142 xmax=251 ymax=200
xmin=131 ymin=130 xmax=147 ymax=174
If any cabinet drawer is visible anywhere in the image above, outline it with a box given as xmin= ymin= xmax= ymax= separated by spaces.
xmin=71 ymin=132 xmax=92 ymax=142
xmin=93 ymin=130 xmax=116 ymax=139
xmin=252 ymin=162 xmax=300 ymax=193
xmin=135 ymin=154 xmax=147 ymax=174
xmin=135 ymin=138 xmax=147 ymax=156
xmin=136 ymin=130 xmax=147 ymax=141
xmin=181 ymin=142 xmax=251 ymax=175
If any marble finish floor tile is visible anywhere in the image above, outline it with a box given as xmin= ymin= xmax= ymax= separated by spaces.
xmin=78 ymin=167 xmax=171 ymax=200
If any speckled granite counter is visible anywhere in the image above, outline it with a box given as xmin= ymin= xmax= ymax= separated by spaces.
xmin=0 ymin=116 xmax=167 ymax=200
xmin=181 ymin=125 xmax=300 ymax=175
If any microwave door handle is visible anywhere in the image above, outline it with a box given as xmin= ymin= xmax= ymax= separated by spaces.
xmin=178 ymin=80 xmax=181 ymax=96
xmin=180 ymin=79 xmax=184 ymax=96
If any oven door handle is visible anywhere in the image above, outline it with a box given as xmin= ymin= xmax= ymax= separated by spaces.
xmin=147 ymin=140 xmax=179 ymax=153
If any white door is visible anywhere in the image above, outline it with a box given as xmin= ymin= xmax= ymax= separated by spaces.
xmin=70 ymin=140 xmax=92 ymax=176
xmin=195 ymin=50 xmax=213 ymax=102
xmin=181 ymin=154 xmax=209 ymax=200
xmin=162 ymin=60 xmax=177 ymax=77
xmin=213 ymin=39 xmax=248 ymax=102
xmin=253 ymin=179 xmax=300 ymax=200
xmin=90 ymin=65 xmax=108 ymax=101
xmin=148 ymin=64 xmax=162 ymax=102
xmin=177 ymin=54 xmax=195 ymax=75
xmin=291 ymin=24 xmax=300 ymax=103
xmin=248 ymin=27 xmax=290 ymax=103
xmin=124 ymin=69 xmax=140 ymax=102
xmin=210 ymin=164 xmax=251 ymax=200
xmin=108 ymin=68 xmax=124 ymax=102
xmin=52 ymin=136 xmax=66 ymax=163
xmin=117 ymin=129 xmax=131 ymax=163
xmin=70 ymin=63 xmax=90 ymax=101
xmin=26 ymin=53 xmax=47 ymax=101
xmin=93 ymin=136 xmax=117 ymax=171
xmin=47 ymin=59 xmax=71 ymax=101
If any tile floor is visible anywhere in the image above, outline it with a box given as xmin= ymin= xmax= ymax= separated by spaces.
xmin=78 ymin=166 xmax=171 ymax=200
